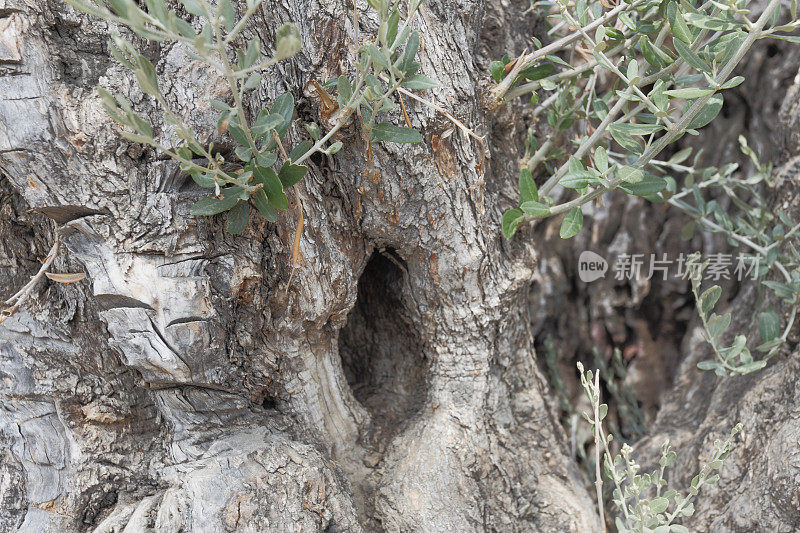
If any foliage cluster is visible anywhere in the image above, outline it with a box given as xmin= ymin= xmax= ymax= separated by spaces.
xmin=496 ymin=0 xmax=800 ymax=374
xmin=65 ymin=0 xmax=434 ymax=233
xmin=578 ymin=362 xmax=741 ymax=532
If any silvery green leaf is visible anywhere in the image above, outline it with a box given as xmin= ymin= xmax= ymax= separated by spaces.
xmin=253 ymin=167 xmax=288 ymax=210
xmin=594 ymin=146 xmax=608 ymax=174
xmin=305 ymin=122 xmax=321 ymax=140
xmin=370 ymin=123 xmax=423 ymax=143
xmin=559 ymin=208 xmax=583 ymax=239
xmin=219 ymin=0 xmax=236 ymax=31
xmin=756 ymin=338 xmax=783 ymax=353
xmin=649 ymin=497 xmax=669 ymax=514
xmin=684 ymin=13 xmax=743 ymax=30
xmin=191 ymin=172 xmax=216 ymax=189
xmin=721 ymin=76 xmax=745 ymax=89
xmin=226 ymin=201 xmax=250 ymax=234
xmin=255 ymin=151 xmax=277 ymax=167
xmin=234 ymin=146 xmax=252 ymax=162
xmin=707 ymin=312 xmax=731 ymax=339
xmin=107 ymin=0 xmax=133 ymax=18
xmin=268 ymin=92 xmax=295 ymax=142
xmin=190 ymin=187 xmax=243 ymax=215
xmin=687 ymin=94 xmax=724 ymax=130
xmin=229 ymin=124 xmax=250 ymax=147
xmin=519 ymin=63 xmax=555 ymax=81
xmin=639 ymin=35 xmax=673 ymax=68
xmin=738 ymin=360 xmax=768 ymax=373
xmin=699 ymin=286 xmax=722 ymax=314
xmin=119 ymin=131 xmax=152 ymax=144
xmin=243 ymin=37 xmax=260 ymax=68
xmin=289 ymin=140 xmax=312 ymax=162
xmin=664 ymin=87 xmax=715 ymax=98
xmin=618 ymin=174 xmax=667 ymax=197
xmin=669 ymin=148 xmax=692 ymax=166
xmin=144 ymin=0 xmax=168 ymax=25
xmin=278 ymin=162 xmax=307 ymax=188
xmin=618 ymin=166 xmax=644 ymax=183
xmin=520 ymin=201 xmax=549 ymax=217
xmin=252 ymin=113 xmax=284 ymax=138
xmin=363 ymin=44 xmax=389 ymax=70
xmin=612 ymin=123 xmax=664 ymax=136
xmin=398 ymin=31 xmax=420 ymax=74
xmin=697 ymin=360 xmax=723 ymax=371
xmin=610 ymin=127 xmax=643 ymax=155
xmin=325 ymin=141 xmax=343 ymax=154
xmin=337 ymin=75 xmax=353 ymax=108
xmin=385 ymin=9 xmax=400 ymax=47
xmin=253 ymin=190 xmax=277 ymax=222
xmin=244 ymin=72 xmax=262 ymax=90
xmin=762 ymin=280 xmax=796 ymax=300
xmin=502 ymin=209 xmax=524 ymax=239
xmin=275 ymin=23 xmax=302 ymax=60
xmin=401 ymin=74 xmax=438 ymax=89
xmin=518 ymin=169 xmax=538 ymax=204
xmin=626 ymin=59 xmax=638 ymax=81
xmin=180 ymin=0 xmax=206 ymax=16
xmin=667 ymin=1 xmax=693 ymax=44
xmin=175 ymin=18 xmax=196 ymax=38
xmin=721 ymin=335 xmax=747 ymax=361
xmin=133 ymin=54 xmax=159 ymax=95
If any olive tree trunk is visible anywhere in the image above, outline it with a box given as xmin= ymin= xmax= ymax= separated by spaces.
xmin=0 ymin=0 xmax=599 ymax=530
xmin=0 ymin=0 xmax=798 ymax=531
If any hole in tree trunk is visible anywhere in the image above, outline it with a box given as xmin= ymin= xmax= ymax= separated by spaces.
xmin=338 ymin=248 xmax=428 ymax=449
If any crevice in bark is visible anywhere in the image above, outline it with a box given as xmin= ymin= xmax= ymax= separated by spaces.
xmin=338 ymin=248 xmax=428 ymax=450
xmin=80 ymin=486 xmax=118 ymax=527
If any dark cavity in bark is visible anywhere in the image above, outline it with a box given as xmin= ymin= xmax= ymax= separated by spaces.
xmin=339 ymin=248 xmax=428 ymax=448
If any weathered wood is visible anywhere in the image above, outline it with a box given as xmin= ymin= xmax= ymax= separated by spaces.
xmin=0 ymin=0 xmax=598 ymax=530
xmin=1 ymin=0 xmax=798 ymax=530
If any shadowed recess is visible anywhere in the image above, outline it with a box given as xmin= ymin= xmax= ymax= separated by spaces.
xmin=338 ymin=249 xmax=428 ymax=448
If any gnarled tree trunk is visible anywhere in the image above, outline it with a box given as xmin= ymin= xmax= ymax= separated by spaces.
xmin=0 ymin=0 xmax=598 ymax=530
xmin=0 ymin=0 xmax=798 ymax=531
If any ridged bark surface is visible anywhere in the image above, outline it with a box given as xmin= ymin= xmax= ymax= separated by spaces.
xmin=0 ymin=0 xmax=797 ymax=531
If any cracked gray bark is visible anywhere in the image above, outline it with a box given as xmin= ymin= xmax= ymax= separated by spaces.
xmin=2 ymin=0 xmax=799 ymax=530
xmin=0 ymin=0 xmax=598 ymax=530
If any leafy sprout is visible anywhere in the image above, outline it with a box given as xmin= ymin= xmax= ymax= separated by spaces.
xmin=498 ymin=0 xmax=799 ymax=376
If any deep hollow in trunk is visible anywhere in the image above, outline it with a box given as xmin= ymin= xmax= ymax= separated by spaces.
xmin=339 ymin=249 xmax=429 ymax=448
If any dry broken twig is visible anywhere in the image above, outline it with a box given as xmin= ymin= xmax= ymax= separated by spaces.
xmin=1 ymin=234 xmax=62 ymax=324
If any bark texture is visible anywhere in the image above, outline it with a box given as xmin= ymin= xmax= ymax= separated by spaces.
xmin=0 ymin=0 xmax=798 ymax=532
xmin=0 ymin=0 xmax=598 ymax=530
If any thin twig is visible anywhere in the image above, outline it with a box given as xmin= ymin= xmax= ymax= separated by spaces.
xmin=592 ymin=372 xmax=606 ymax=531
xmin=395 ymin=85 xmax=487 ymax=170
xmin=1 ymin=234 xmax=61 ymax=324
xmin=490 ymin=0 xmax=647 ymax=103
